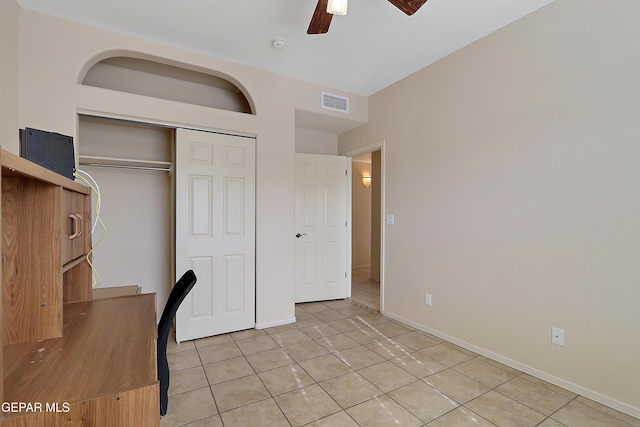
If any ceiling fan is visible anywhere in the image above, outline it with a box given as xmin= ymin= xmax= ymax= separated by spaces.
xmin=307 ymin=0 xmax=428 ymax=34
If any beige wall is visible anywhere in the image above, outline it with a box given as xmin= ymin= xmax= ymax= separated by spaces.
xmin=295 ymin=128 xmax=338 ymax=155
xmin=16 ymin=9 xmax=367 ymax=329
xmin=340 ymin=0 xmax=640 ymax=417
xmin=352 ymin=160 xmax=372 ymax=267
xmin=0 ymin=0 xmax=20 ymax=147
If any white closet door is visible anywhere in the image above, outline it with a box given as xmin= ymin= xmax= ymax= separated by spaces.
xmin=175 ymin=128 xmax=255 ymax=342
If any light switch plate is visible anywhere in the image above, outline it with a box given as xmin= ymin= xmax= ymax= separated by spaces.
xmin=386 ymin=214 xmax=395 ymax=225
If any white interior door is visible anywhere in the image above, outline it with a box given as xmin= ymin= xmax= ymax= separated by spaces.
xmin=175 ymin=128 xmax=255 ymax=342
xmin=295 ymin=154 xmax=351 ymax=303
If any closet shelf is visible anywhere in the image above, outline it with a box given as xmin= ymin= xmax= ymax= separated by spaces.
xmin=79 ymin=155 xmax=172 ymax=172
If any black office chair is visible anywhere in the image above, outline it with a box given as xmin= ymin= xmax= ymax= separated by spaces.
xmin=157 ymin=269 xmax=197 ymax=416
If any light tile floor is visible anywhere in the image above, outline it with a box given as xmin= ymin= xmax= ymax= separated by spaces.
xmin=161 ymin=276 xmax=639 ymax=427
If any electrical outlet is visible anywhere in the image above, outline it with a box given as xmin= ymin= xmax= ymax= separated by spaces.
xmin=424 ymin=293 xmax=432 ymax=306
xmin=551 ymin=327 xmax=564 ymax=346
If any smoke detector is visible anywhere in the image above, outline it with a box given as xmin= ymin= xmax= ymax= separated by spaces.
xmin=272 ymin=38 xmax=286 ymax=49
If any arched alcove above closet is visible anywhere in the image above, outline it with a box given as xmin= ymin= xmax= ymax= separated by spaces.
xmin=82 ymin=56 xmax=254 ymax=114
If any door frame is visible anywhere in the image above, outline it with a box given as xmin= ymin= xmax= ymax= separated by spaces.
xmin=77 ymin=109 xmax=258 ymax=328
xmin=342 ymin=140 xmax=386 ymax=314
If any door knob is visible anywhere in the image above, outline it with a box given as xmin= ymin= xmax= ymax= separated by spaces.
xmin=296 ymin=233 xmax=307 ymax=238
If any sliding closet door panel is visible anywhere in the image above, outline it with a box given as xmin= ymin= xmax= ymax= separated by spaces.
xmin=175 ymin=128 xmax=255 ymax=342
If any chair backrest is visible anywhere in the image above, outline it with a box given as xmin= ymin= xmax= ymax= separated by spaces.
xmin=157 ymin=269 xmax=197 ymax=416
xmin=158 ymin=270 xmax=197 ymax=344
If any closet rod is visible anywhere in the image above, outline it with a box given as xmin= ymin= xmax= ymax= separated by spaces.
xmin=80 ymin=163 xmax=172 ymax=172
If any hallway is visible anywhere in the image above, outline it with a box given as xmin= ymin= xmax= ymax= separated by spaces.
xmin=350 ymin=267 xmax=380 ymax=312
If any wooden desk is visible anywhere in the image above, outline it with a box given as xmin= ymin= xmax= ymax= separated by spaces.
xmin=92 ymin=285 xmax=141 ymax=300
xmin=0 ymin=149 xmax=160 ymax=425
xmin=1 ymin=294 xmax=159 ymax=425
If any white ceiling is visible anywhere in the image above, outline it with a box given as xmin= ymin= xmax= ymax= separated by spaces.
xmin=17 ymin=0 xmax=555 ymax=97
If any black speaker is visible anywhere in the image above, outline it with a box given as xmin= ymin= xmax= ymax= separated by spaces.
xmin=19 ymin=127 xmax=75 ymax=180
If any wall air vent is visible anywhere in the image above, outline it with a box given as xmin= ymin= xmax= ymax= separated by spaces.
xmin=321 ymin=92 xmax=349 ymax=113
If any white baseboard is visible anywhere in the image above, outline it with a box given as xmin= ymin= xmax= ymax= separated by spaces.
xmin=382 ymin=310 xmax=640 ymax=420
xmin=255 ymin=315 xmax=296 ymax=330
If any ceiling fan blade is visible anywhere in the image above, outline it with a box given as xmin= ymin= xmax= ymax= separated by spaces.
xmin=387 ymin=0 xmax=428 ymax=16
xmin=307 ymin=0 xmax=333 ymax=34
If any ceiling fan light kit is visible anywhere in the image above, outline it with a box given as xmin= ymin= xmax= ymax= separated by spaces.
xmin=327 ymin=0 xmax=348 ymax=15
xmin=307 ymin=0 xmax=429 ymax=35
